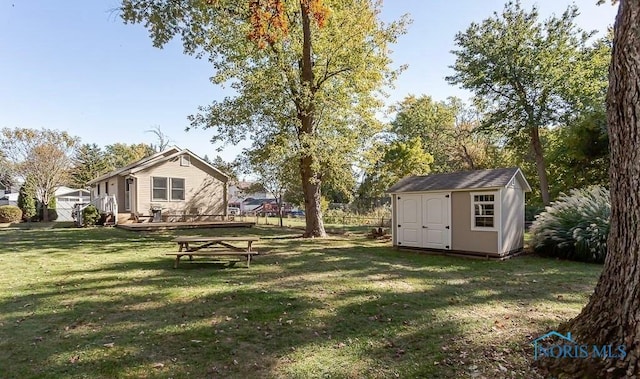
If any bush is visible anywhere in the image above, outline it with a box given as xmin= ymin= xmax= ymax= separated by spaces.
xmin=17 ymin=181 xmax=37 ymax=221
xmin=81 ymin=205 xmax=100 ymax=227
xmin=0 ymin=205 xmax=22 ymax=223
xmin=530 ymin=186 xmax=610 ymax=263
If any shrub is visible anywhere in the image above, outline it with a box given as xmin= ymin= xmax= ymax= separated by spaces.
xmin=0 ymin=205 xmax=22 ymax=223
xmin=81 ymin=205 xmax=100 ymax=227
xmin=530 ymin=186 xmax=610 ymax=263
xmin=17 ymin=181 xmax=37 ymax=221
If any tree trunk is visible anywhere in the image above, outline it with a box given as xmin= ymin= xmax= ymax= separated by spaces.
xmin=545 ymin=2 xmax=640 ymax=377
xmin=297 ymin=1 xmax=326 ymax=238
xmin=529 ymin=125 xmax=551 ymax=205
xmin=300 ymin=154 xmax=326 ymax=237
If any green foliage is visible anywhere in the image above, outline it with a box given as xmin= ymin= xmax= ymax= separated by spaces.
xmin=81 ymin=205 xmax=100 ymax=227
xmin=70 ymin=143 xmax=110 ymax=189
xmin=530 ymin=186 xmax=610 ymax=263
xmin=0 ymin=205 xmax=22 ymax=223
xmin=547 ymin=108 xmax=609 ymax=198
xmin=17 ymin=180 xmax=37 ymax=221
xmin=104 ymin=143 xmax=154 ymax=170
xmin=120 ymin=0 xmax=408 ymax=236
xmin=358 ymin=137 xmax=433 ymax=210
xmin=447 ymin=1 xmax=609 ymax=205
xmin=1 ymin=128 xmax=78 ymax=221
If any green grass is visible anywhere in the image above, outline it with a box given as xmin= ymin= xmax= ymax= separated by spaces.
xmin=0 ymin=224 xmax=601 ymax=378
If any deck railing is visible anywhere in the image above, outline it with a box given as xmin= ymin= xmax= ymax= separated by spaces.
xmin=73 ymin=195 xmax=118 ymax=226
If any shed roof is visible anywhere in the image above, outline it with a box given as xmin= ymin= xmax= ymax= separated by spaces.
xmin=387 ymin=167 xmax=531 ymax=193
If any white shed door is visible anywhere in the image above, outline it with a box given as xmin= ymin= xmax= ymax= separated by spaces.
xmin=421 ymin=193 xmax=451 ymax=250
xmin=397 ymin=194 xmax=422 ymax=247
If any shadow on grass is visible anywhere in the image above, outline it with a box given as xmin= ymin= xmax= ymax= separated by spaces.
xmin=0 ymin=226 xmax=601 ymax=378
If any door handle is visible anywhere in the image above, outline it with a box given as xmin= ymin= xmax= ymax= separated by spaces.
xmin=422 ymin=226 xmax=428 ymax=229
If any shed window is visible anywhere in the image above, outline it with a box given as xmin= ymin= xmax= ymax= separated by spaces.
xmin=471 ymin=193 xmax=496 ymax=229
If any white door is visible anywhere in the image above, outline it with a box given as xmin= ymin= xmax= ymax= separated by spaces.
xmin=421 ymin=193 xmax=451 ymax=250
xmin=397 ymin=194 xmax=422 ymax=247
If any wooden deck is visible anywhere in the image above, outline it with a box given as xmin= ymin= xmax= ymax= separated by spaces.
xmin=116 ymin=221 xmax=255 ymax=231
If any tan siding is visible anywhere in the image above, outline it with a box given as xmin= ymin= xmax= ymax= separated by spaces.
xmin=116 ymin=177 xmax=126 ymax=210
xmin=451 ymin=191 xmax=498 ymax=254
xmin=501 ymin=180 xmax=524 ymax=253
xmin=134 ymin=157 xmax=227 ymax=217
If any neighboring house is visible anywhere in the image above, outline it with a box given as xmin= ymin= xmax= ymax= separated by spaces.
xmin=387 ymin=167 xmax=531 ymax=258
xmin=228 ymin=180 xmax=273 ymax=214
xmin=54 ymin=186 xmax=91 ymax=222
xmin=0 ymin=192 xmax=18 ymax=206
xmin=87 ymin=147 xmax=229 ymax=222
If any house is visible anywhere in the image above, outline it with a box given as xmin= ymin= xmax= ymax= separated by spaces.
xmin=228 ymin=180 xmax=273 ymax=214
xmin=87 ymin=147 xmax=229 ymax=223
xmin=0 ymin=192 xmax=18 ymax=206
xmin=54 ymin=186 xmax=91 ymax=222
xmin=387 ymin=167 xmax=531 ymax=258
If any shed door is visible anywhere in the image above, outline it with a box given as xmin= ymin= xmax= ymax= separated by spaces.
xmin=397 ymin=194 xmax=421 ymax=247
xmin=421 ymin=193 xmax=451 ymax=250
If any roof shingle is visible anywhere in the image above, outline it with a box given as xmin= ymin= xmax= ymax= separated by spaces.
xmin=387 ymin=167 xmax=526 ymax=193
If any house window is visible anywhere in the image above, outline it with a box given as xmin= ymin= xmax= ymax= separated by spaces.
xmin=152 ymin=177 xmax=168 ymax=200
xmin=152 ymin=177 xmax=185 ymax=201
xmin=180 ymin=155 xmax=191 ymax=167
xmin=97 ymin=184 xmax=100 ymax=196
xmin=471 ymin=193 xmax=497 ymax=229
xmin=105 ymin=182 xmax=109 ymax=194
xmin=171 ymin=178 xmax=185 ymax=200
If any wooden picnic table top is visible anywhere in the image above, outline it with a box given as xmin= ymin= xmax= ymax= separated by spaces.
xmin=172 ymin=236 xmax=260 ymax=243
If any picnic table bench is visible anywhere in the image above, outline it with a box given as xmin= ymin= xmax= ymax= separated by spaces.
xmin=167 ymin=236 xmax=260 ymax=268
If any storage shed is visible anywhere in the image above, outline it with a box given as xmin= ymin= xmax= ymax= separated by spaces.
xmin=387 ymin=167 xmax=531 ymax=258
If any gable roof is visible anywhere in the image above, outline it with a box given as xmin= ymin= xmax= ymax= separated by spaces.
xmin=87 ymin=147 xmax=229 ymax=184
xmin=54 ymin=186 xmax=90 ymax=197
xmin=387 ymin=167 xmax=531 ymax=193
xmin=88 ymin=146 xmax=180 ymax=185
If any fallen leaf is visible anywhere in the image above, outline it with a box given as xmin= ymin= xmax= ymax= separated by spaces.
xmin=103 ymin=343 xmax=114 ymax=348
xmin=152 ymin=362 xmax=164 ymax=369
xmin=69 ymin=355 xmax=80 ymax=364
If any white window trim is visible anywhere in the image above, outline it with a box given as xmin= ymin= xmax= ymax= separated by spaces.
xmin=151 ymin=176 xmax=186 ymax=202
xmin=470 ymin=191 xmax=500 ymax=232
xmin=170 ymin=177 xmax=186 ymax=201
xmin=180 ymin=155 xmax=191 ymax=167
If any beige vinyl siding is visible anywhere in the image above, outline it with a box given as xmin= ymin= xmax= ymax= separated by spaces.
xmin=501 ymin=178 xmax=525 ymax=254
xmin=451 ymin=191 xmax=498 ymax=254
xmin=116 ymin=176 xmax=126 ymax=210
xmin=134 ymin=156 xmax=226 ymax=217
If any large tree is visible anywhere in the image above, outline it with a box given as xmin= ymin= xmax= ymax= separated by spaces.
xmin=545 ymin=1 xmax=640 ymax=377
xmin=0 ymin=128 xmax=78 ymax=222
xmin=358 ymin=137 xmax=433 ymax=208
xmin=447 ymin=1 xmax=606 ymax=205
xmin=120 ymin=0 xmax=407 ymax=237
xmin=69 ymin=143 xmax=110 ymax=189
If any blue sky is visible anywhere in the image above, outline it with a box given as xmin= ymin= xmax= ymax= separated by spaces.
xmin=0 ymin=1 xmax=617 ymax=162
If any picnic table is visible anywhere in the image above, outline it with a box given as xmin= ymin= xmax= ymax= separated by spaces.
xmin=167 ymin=236 xmax=260 ymax=268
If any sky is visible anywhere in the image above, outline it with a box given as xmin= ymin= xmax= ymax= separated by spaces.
xmin=0 ymin=1 xmax=618 ymax=163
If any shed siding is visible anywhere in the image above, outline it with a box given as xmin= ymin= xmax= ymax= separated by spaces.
xmin=451 ymin=191 xmax=498 ymax=254
xmin=501 ymin=178 xmax=524 ymax=254
xmin=391 ymin=195 xmax=398 ymax=246
xmin=135 ymin=157 xmax=227 ymax=217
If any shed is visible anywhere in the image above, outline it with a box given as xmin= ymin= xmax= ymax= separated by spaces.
xmin=387 ymin=167 xmax=531 ymax=258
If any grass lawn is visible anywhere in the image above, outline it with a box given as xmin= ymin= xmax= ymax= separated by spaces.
xmin=0 ymin=224 xmax=601 ymax=378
